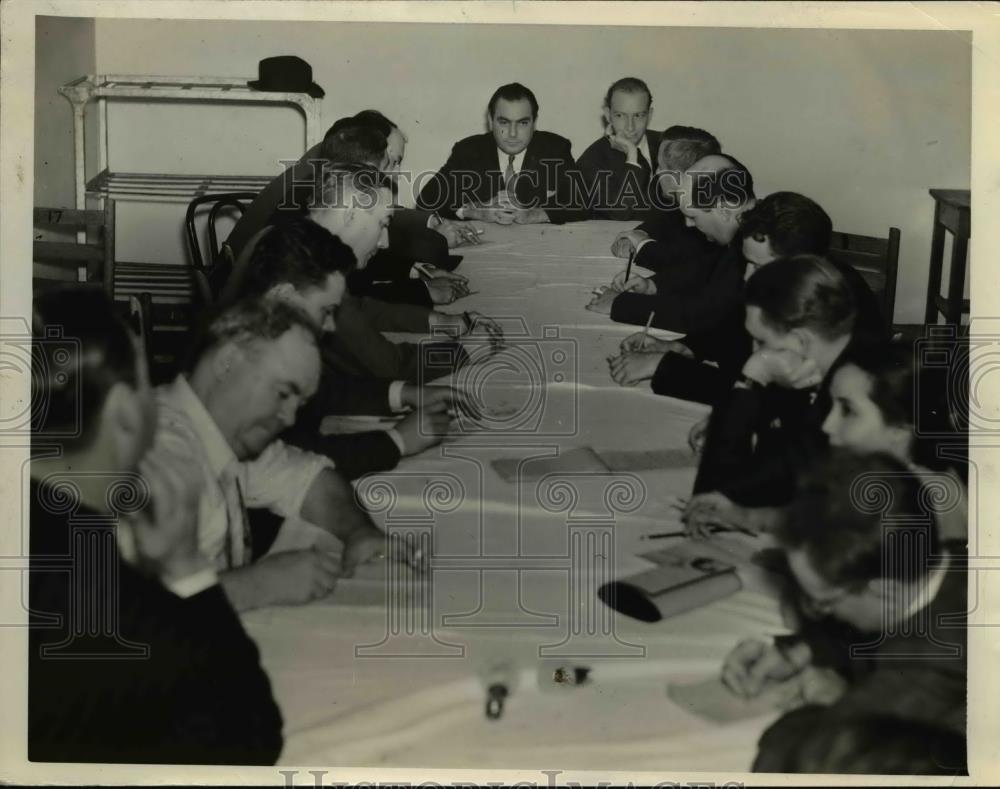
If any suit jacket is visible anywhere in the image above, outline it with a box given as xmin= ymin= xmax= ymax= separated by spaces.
xmin=224 ymin=141 xmax=450 ymax=285
xmin=28 ymin=479 xmax=284 ymax=764
xmin=753 ymin=555 xmax=967 ymax=773
xmin=417 ymin=131 xmax=586 ymax=223
xmin=575 ymin=129 xmax=663 ymax=221
xmin=610 ymin=240 xmax=745 ymax=335
xmin=649 ymin=258 xmax=889 ymax=406
xmin=283 ymin=346 xmax=403 ymax=481
xmin=692 ymin=334 xmax=882 ymax=506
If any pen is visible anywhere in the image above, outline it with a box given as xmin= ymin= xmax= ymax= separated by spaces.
xmin=413 ymin=262 xmax=433 ymax=280
xmin=642 ymin=310 xmax=656 ymax=342
xmin=624 ymin=247 xmax=636 ymax=284
xmin=640 ymin=530 xmax=686 ymax=540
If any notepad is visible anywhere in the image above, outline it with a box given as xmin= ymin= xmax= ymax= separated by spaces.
xmin=666 ymin=676 xmax=788 ymax=724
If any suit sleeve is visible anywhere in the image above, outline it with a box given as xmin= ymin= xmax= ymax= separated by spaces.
xmin=29 ymin=564 xmax=284 ymax=765
xmin=542 ymin=138 xmax=587 ymax=224
xmin=417 ymin=141 xmax=467 ymax=219
xmin=350 ymin=295 xmax=431 ymax=333
xmin=610 ymin=280 xmax=741 ymax=335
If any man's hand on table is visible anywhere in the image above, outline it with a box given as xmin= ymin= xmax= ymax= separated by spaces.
xmin=585 ymin=288 xmax=618 ymax=314
xmin=721 ymin=637 xmax=813 ymax=700
xmin=425 ymin=277 xmax=470 ymax=305
xmin=610 ymin=228 xmax=649 ymax=259
xmin=681 ymin=491 xmax=755 ymax=539
xmin=619 ymin=332 xmax=690 ymax=356
xmin=428 ymin=311 xmax=504 ymax=346
xmin=394 ymin=401 xmax=451 ymax=456
xmin=607 ymin=350 xmax=664 ymax=386
xmin=399 ymin=383 xmax=482 ymax=419
xmin=221 ymin=549 xmax=342 ymax=610
xmin=431 ymin=218 xmax=483 ymax=247
xmin=341 ymin=529 xmax=430 ymax=578
xmin=463 ymin=206 xmax=516 ymax=225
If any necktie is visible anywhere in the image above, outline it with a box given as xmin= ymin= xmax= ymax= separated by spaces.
xmin=636 ymin=147 xmax=651 ymax=176
xmin=503 ymin=154 xmax=516 ymax=205
xmin=221 ymin=465 xmax=253 ymax=569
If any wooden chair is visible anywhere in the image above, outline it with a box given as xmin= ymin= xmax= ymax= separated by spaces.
xmin=33 ymin=202 xmax=116 ymax=293
xmin=827 ymin=227 xmax=901 ymax=327
xmin=184 ymin=192 xmax=259 ymax=300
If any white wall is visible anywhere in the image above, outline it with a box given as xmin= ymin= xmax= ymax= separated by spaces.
xmin=73 ymin=19 xmax=971 ymax=323
xmin=34 ymin=16 xmax=97 ymax=208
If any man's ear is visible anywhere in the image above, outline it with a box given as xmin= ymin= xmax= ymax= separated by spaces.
xmin=266 ymin=282 xmax=295 ymax=303
xmin=211 ymin=342 xmax=244 ymax=380
xmin=788 ymin=327 xmax=812 ymax=356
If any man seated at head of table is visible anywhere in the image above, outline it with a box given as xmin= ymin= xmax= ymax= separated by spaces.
xmin=610 ymin=191 xmax=886 ymax=403
xmin=228 ymin=161 xmax=502 ymax=384
xmin=227 ymin=109 xmax=481 ymax=308
xmin=720 ymin=450 xmax=966 ymax=775
xmin=29 ymin=288 xmax=283 ymax=764
xmin=575 ymin=76 xmax=662 ymax=221
xmin=416 ymin=82 xmax=586 ymax=225
xmin=154 ymin=298 xmax=426 ymax=612
xmin=228 ymin=216 xmax=465 ymax=481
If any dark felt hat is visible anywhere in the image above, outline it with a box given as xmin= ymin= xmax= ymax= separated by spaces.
xmin=248 ymin=56 xmax=325 ymax=98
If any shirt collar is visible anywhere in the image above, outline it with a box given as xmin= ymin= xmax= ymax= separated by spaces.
xmin=165 ymin=375 xmax=237 ymax=479
xmin=638 ymin=134 xmax=653 ymax=168
xmin=497 ymin=147 xmax=527 ymax=174
xmin=905 ymin=550 xmax=950 ymax=619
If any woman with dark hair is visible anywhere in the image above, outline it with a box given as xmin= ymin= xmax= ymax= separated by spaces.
xmin=683 ymin=339 xmax=968 ymax=541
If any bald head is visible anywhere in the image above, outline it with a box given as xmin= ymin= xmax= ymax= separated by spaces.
xmin=678 ymin=153 xmax=756 ymax=245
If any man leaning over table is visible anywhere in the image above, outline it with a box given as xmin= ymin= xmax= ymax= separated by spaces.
xmin=154 ymin=299 xmax=426 ymax=612
xmin=417 ymin=82 xmax=586 ymax=225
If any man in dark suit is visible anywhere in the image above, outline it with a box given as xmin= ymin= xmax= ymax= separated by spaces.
xmin=575 ymin=77 xmax=663 ymax=221
xmin=29 ymin=288 xmax=283 ymax=764
xmin=417 ymin=82 xmax=586 ymax=224
xmin=720 ymin=451 xmax=966 ymax=773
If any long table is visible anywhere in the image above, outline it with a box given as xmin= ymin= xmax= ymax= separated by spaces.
xmin=242 ymin=221 xmax=787 ymax=771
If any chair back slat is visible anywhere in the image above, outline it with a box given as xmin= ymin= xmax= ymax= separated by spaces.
xmin=828 ymin=227 xmax=901 ymax=325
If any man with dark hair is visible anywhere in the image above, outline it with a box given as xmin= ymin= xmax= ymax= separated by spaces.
xmin=417 ymin=82 xmax=585 ymax=224
xmin=720 ymin=451 xmax=966 ymax=773
xmin=610 ymin=191 xmax=886 ymax=403
xmin=575 ymin=77 xmax=662 ymax=220
xmin=155 ymin=298 xmax=423 ymax=612
xmin=229 ymin=217 xmax=467 ymax=480
xmin=600 ymin=152 xmax=756 ymax=335
xmin=29 ymin=288 xmax=283 ymax=764
xmin=686 ymin=254 xmax=865 ymax=509
xmin=226 ymin=110 xmax=480 ymax=277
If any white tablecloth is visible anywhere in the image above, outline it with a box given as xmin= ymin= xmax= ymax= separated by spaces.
xmin=243 ymin=221 xmax=788 ymax=770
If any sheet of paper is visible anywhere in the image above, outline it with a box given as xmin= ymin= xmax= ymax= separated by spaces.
xmin=666 ymin=675 xmax=786 ymax=724
xmin=491 ymin=446 xmax=609 ymax=483
xmin=597 ymin=447 xmax=698 ymax=472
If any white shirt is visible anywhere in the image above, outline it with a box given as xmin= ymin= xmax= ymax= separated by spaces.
xmin=155 ymin=375 xmax=334 ymax=570
xmin=496 ymin=147 xmax=527 ymax=177
xmin=628 ymin=135 xmax=654 ymax=172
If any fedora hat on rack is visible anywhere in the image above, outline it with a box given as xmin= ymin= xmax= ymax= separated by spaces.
xmin=248 ymin=55 xmax=325 ymax=98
